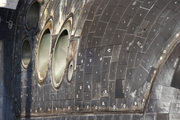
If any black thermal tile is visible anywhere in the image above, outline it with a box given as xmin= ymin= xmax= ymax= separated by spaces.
xmin=90 ymin=15 xmax=100 ymax=32
xmin=144 ymin=114 xmax=156 ymax=120
xmin=99 ymin=98 xmax=109 ymax=111
xmin=58 ymin=100 xmax=67 ymax=112
xmin=67 ymin=117 xmax=72 ymax=120
xmin=156 ymin=8 xmax=171 ymax=25
xmin=116 ymin=65 xmax=127 ymax=79
xmin=141 ymin=0 xmax=157 ymax=9
xmin=69 ymin=84 xmax=75 ymax=99
xmin=85 ymin=57 xmax=94 ymax=74
xmin=93 ymin=0 xmax=102 ymax=5
xmin=176 ymin=5 xmax=180 ymax=12
xmin=118 ymin=51 xmax=130 ymax=65
xmin=94 ymin=47 xmax=104 ymax=65
xmin=134 ymin=52 xmax=144 ymax=68
xmin=83 ymin=101 xmax=91 ymax=112
xmin=87 ymin=5 xmax=99 ymax=20
xmin=155 ymin=0 xmax=170 ymax=9
xmin=75 ymin=83 xmax=83 ymax=101
xmin=37 ymin=86 xmax=44 ymax=102
xmin=57 ymin=85 xmax=65 ymax=99
xmin=94 ymin=21 xmax=107 ymax=37
xmin=132 ymin=8 xmax=148 ymax=25
xmin=109 ymin=99 xmax=116 ymax=110
xmin=102 ymin=57 xmax=111 ymax=72
xmin=132 ymin=66 xmax=149 ymax=87
xmin=127 ymin=23 xmax=139 ymax=35
xmin=111 ymin=30 xmax=126 ymax=45
xmin=101 ymin=87 xmax=109 ymax=97
xmin=92 ymin=65 xmax=101 ymax=82
xmin=96 ymin=0 xmax=109 ymax=15
xmin=76 ymin=71 xmax=84 ymax=83
xmin=145 ymin=6 xmax=161 ymax=22
xmin=117 ymin=15 xmax=132 ymax=30
xmin=140 ymin=21 xmax=153 ymax=38
xmin=84 ymin=74 xmax=92 ymax=92
xmin=65 ymin=87 xmax=70 ymax=99
xmin=104 ymin=46 xmax=113 ymax=56
xmin=141 ymin=50 xmax=156 ymax=72
xmin=115 ymin=80 xmax=124 ymax=98
xmin=77 ymin=49 xmax=86 ymax=65
xmin=88 ymin=116 xmax=96 ymax=120
xmin=148 ymin=23 xmax=162 ymax=39
xmin=86 ymin=48 xmax=95 ymax=57
xmin=160 ymin=19 xmax=178 ymax=39
xmin=111 ymin=45 xmax=121 ymax=62
xmin=92 ymin=82 xmax=101 ymax=99
xmin=108 ymin=0 xmax=121 ymax=7
xmin=132 ymin=115 xmax=144 ymax=120
xmin=126 ymin=68 xmax=136 ymax=79
xmin=105 ymin=22 xmax=117 ymax=36
xmin=105 ymin=115 xmax=113 ymax=120
xmin=121 ymin=34 xmax=135 ymax=52
xmin=81 ymin=20 xmax=92 ymax=36
xmin=109 ymin=81 xmax=115 ymax=98
xmin=132 ymin=37 xmax=145 ymax=52
xmin=91 ymin=100 xmax=99 ymax=111
xmin=86 ymin=33 xmax=94 ymax=48
xmin=125 ymin=1 xmax=142 ymax=17
xmin=96 ymin=116 xmax=104 ymax=120
xmin=136 ymin=20 xmax=149 ymax=36
xmin=167 ymin=0 xmax=180 ymax=11
xmin=149 ymin=34 xmax=166 ymax=55
xmin=156 ymin=114 xmax=169 ymax=120
xmin=109 ymin=62 xmax=118 ymax=80
xmin=75 ymin=101 xmax=83 ymax=111
xmin=114 ymin=115 xmax=122 ymax=120
xmin=84 ymin=92 xmax=91 ymax=100
xmin=127 ymin=52 xmax=136 ymax=68
xmin=111 ymin=6 xmax=125 ymax=23
xmin=44 ymin=85 xmax=49 ymax=101
xmin=173 ymin=12 xmax=180 ymax=24
xmin=161 ymin=10 xmax=177 ymax=26
xmin=102 ymin=34 xmax=113 ymax=46
xmin=100 ymin=6 xmax=115 ymax=22
xmin=101 ymin=72 xmax=109 ymax=87
xmin=91 ymin=37 xmax=102 ymax=47
xmin=66 ymin=100 xmax=74 ymax=112
xmin=119 ymin=0 xmax=132 ymax=7
xmin=142 ymin=37 xmax=153 ymax=53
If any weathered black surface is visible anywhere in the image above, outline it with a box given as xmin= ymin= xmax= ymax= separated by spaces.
xmin=1 ymin=0 xmax=180 ymax=120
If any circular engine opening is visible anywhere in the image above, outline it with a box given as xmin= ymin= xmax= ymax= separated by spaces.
xmin=37 ymin=29 xmax=51 ymax=83
xmin=26 ymin=2 xmax=40 ymax=29
xmin=67 ymin=59 xmax=74 ymax=82
xmin=52 ymin=30 xmax=69 ymax=88
xmin=21 ymin=40 xmax=31 ymax=68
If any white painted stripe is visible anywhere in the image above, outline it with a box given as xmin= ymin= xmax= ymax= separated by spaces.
xmin=0 ymin=0 xmax=19 ymax=10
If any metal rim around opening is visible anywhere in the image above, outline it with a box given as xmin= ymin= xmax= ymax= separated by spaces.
xmin=26 ymin=1 xmax=40 ymax=30
xmin=52 ymin=30 xmax=69 ymax=89
xmin=36 ymin=28 xmax=51 ymax=84
xmin=67 ymin=58 xmax=74 ymax=83
xmin=21 ymin=38 xmax=31 ymax=69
